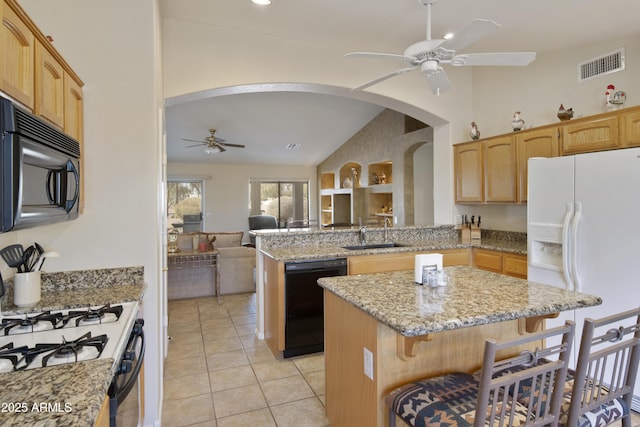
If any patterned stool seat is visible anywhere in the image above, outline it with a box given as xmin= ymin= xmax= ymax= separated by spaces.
xmin=386 ymin=372 xmax=533 ymax=427
xmin=492 ymin=363 xmax=630 ymax=427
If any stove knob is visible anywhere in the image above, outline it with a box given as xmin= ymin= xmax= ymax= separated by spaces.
xmin=123 ymin=349 xmax=136 ymax=361
xmin=118 ymin=359 xmax=132 ymax=375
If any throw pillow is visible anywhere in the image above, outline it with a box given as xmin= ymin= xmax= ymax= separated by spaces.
xmin=211 ymin=232 xmax=243 ymax=248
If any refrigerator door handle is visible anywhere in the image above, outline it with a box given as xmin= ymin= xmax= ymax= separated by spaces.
xmin=562 ymin=202 xmax=574 ymax=290
xmin=571 ymin=202 xmax=583 ymax=291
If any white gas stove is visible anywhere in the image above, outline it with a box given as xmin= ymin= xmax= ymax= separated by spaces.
xmin=0 ymin=302 xmax=139 ymax=372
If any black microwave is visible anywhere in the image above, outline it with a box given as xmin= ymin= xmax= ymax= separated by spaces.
xmin=1 ymin=96 xmax=81 ymax=233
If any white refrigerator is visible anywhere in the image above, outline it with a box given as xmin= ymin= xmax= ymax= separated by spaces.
xmin=527 ymin=146 xmax=640 ymax=412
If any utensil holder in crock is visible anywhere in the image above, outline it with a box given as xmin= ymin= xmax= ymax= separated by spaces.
xmin=14 ymin=271 xmax=41 ymax=308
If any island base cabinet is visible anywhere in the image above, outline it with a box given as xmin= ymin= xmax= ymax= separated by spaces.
xmin=324 ymin=291 xmax=542 ymax=427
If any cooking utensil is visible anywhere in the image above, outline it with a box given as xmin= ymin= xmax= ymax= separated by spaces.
xmin=0 ymin=244 xmax=25 ymax=273
xmin=0 ymin=271 xmax=5 ymax=298
xmin=29 ymin=242 xmax=45 ymax=273
xmin=22 ymin=245 xmax=36 ymax=273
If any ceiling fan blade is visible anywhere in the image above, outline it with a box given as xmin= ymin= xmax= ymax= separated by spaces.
xmin=345 ymin=51 xmax=415 ymax=62
xmin=182 ymin=138 xmax=206 ymax=143
xmin=186 ymin=143 xmax=206 ymax=148
xmin=425 ymin=68 xmax=451 ymax=95
xmin=437 ymin=19 xmax=501 ymax=53
xmin=219 ymin=142 xmax=245 ymax=148
xmin=218 ymin=145 xmax=226 ymax=152
xmin=351 ymin=65 xmax=419 ymax=91
xmin=449 ymin=52 xmax=536 ymax=66
xmin=212 ymin=137 xmax=226 ymax=143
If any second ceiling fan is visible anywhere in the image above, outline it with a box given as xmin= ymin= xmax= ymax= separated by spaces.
xmin=182 ymin=129 xmax=245 ymax=154
xmin=346 ymin=0 xmax=536 ymax=95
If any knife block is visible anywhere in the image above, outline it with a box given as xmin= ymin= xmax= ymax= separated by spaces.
xmin=471 ymin=226 xmax=481 ymax=243
xmin=461 ymin=227 xmax=471 ymax=244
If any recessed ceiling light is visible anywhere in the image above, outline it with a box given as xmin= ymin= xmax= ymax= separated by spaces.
xmin=252 ymin=0 xmax=272 ymax=5
xmin=286 ymin=143 xmax=301 ymax=150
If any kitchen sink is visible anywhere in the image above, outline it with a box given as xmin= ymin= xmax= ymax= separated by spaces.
xmin=341 ymin=242 xmax=407 ymax=250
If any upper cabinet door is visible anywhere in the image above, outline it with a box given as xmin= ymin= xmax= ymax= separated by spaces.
xmin=64 ymin=73 xmax=83 ymax=141
xmin=454 ymin=141 xmax=484 ymax=203
xmin=515 ymin=127 xmax=560 ymax=203
xmin=621 ymin=110 xmax=640 ymax=147
xmin=562 ymin=116 xmax=620 ymax=155
xmin=1 ymin=1 xmax=35 ymax=108
xmin=484 ymin=135 xmax=517 ymax=203
xmin=34 ymin=40 xmax=65 ymax=129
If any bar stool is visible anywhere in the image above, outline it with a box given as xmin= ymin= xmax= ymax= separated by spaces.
xmin=563 ymin=307 xmax=640 ymax=427
xmin=386 ymin=321 xmax=575 ymax=427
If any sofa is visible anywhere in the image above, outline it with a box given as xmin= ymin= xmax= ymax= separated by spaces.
xmin=171 ymin=231 xmax=256 ymax=298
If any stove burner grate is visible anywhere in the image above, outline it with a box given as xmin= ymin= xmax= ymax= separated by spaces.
xmin=19 ymin=332 xmax=109 ymax=369
xmin=64 ymin=304 xmax=123 ymax=327
xmin=0 ymin=312 xmax=64 ymax=335
xmin=0 ymin=343 xmax=30 ymax=373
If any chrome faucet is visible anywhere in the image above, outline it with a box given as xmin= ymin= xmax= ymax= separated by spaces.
xmin=384 ymin=217 xmax=392 ymax=242
xmin=359 ymin=226 xmax=367 ymax=245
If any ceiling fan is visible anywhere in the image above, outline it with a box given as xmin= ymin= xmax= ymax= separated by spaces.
xmin=346 ymin=0 xmax=536 ymax=95
xmin=182 ymin=129 xmax=246 ymax=154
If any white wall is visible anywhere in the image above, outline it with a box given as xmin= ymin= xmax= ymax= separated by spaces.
xmin=473 ymin=36 xmax=639 ymax=136
xmin=167 ymin=162 xmax=317 ymax=240
xmin=3 ymin=1 xmax=164 ymax=425
xmin=414 ymin=143 xmax=434 ymax=225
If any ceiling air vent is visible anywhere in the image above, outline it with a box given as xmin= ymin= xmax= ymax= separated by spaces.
xmin=578 ymin=48 xmax=625 ymax=82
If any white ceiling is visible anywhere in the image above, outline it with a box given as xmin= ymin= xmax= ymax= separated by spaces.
xmin=161 ymin=0 xmax=640 ymax=165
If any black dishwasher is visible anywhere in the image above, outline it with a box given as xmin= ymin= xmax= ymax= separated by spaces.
xmin=284 ymin=258 xmax=347 ymax=358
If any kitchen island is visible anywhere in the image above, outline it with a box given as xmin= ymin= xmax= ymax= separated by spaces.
xmin=0 ymin=267 xmax=146 ymax=427
xmin=318 ymin=266 xmax=602 ymax=427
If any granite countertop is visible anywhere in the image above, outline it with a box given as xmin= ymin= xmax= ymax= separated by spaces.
xmin=318 ymin=266 xmax=602 ymax=337
xmin=0 ymin=360 xmax=114 ymax=427
xmin=0 ymin=267 xmax=146 ymax=426
xmin=1 ymin=283 xmax=145 ymax=315
xmin=261 ymin=238 xmax=526 ymax=262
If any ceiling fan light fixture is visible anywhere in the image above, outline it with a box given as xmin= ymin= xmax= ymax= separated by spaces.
xmin=204 ymin=146 xmax=222 ymax=154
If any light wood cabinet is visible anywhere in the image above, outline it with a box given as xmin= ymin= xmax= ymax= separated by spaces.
xmin=484 ymin=135 xmax=517 ymax=202
xmin=1 ymin=0 xmax=84 ymax=135
xmin=562 ymin=115 xmax=620 ymax=155
xmin=473 ymin=248 xmax=527 ymax=279
xmin=502 ymin=253 xmax=528 ymax=279
xmin=348 ymin=249 xmax=469 ymax=275
xmin=263 ymin=255 xmax=285 ymax=355
xmin=94 ymin=397 xmax=110 ymax=427
xmin=1 ymin=0 xmax=35 ymax=108
xmin=454 ymin=141 xmax=483 ymax=203
xmin=34 ymin=40 xmax=65 ymax=129
xmin=515 ymin=127 xmax=560 ymax=202
xmin=621 ymin=110 xmax=640 ymax=147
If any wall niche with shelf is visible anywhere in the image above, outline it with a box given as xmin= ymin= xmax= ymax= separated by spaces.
xmin=339 ymin=162 xmax=362 ymax=189
xmin=368 ymin=161 xmax=392 ymax=186
xmin=368 ymin=192 xmax=393 ymax=218
xmin=320 ymin=172 xmax=335 ymax=190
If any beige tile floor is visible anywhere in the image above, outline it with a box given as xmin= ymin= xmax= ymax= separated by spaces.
xmin=163 ymin=293 xmax=640 ymax=427
xmin=163 ymin=293 xmax=330 ymax=427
